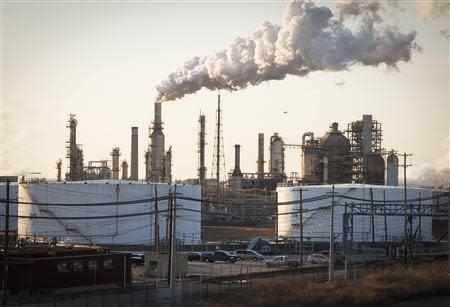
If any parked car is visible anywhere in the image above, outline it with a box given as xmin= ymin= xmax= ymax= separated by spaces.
xmin=318 ymin=250 xmax=345 ymax=263
xmin=201 ymin=251 xmax=239 ymax=263
xmin=131 ymin=252 xmax=145 ymax=265
xmin=265 ymin=256 xmax=299 ymax=268
xmin=307 ymin=253 xmax=328 ymax=264
xmin=233 ymin=250 xmax=264 ymax=261
xmin=187 ymin=252 xmax=202 ymax=262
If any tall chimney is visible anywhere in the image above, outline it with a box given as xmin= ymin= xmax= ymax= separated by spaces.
xmin=257 ymin=133 xmax=264 ymax=179
xmin=231 ymin=144 xmax=243 ymax=194
xmin=232 ymin=145 xmax=242 ymax=175
xmin=130 ymin=127 xmax=139 ymax=180
xmin=111 ymin=147 xmax=120 ymax=180
xmin=150 ymin=102 xmax=165 ymax=182
xmin=121 ymin=160 xmax=129 ymax=180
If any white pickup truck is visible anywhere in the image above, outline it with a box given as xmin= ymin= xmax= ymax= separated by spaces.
xmin=265 ymin=255 xmax=299 ymax=268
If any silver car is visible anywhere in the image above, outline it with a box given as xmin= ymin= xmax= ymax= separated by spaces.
xmin=307 ymin=253 xmax=329 ymax=264
xmin=233 ymin=249 xmax=264 ymax=261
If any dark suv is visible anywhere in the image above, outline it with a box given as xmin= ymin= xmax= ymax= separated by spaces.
xmin=201 ymin=251 xmax=239 ymax=263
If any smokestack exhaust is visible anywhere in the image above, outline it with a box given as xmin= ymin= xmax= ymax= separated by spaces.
xmin=233 ymin=144 xmax=241 ymax=175
xmin=257 ymin=133 xmax=264 ymax=179
xmin=130 ymin=127 xmax=139 ymax=180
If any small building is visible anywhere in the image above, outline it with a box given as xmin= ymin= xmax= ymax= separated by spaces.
xmin=1 ymin=247 xmax=131 ymax=292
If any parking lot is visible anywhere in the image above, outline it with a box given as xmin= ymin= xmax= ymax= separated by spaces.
xmin=187 ymin=259 xmax=286 ymax=277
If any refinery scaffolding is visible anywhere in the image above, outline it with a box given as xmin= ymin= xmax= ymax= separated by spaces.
xmin=347 ymin=115 xmax=383 ymax=183
xmin=198 ymin=113 xmax=207 ymax=189
xmin=65 ymin=114 xmax=84 ymax=181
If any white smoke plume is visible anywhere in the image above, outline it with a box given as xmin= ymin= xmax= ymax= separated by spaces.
xmin=156 ymin=1 xmax=419 ymax=102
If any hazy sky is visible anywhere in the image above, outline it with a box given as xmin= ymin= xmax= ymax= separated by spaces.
xmin=1 ymin=1 xmax=449 ymax=184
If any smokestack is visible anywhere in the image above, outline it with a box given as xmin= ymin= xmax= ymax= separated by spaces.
xmin=150 ymin=102 xmax=165 ymax=182
xmin=130 ymin=127 xmax=139 ymax=180
xmin=362 ymin=114 xmax=372 ymax=183
xmin=198 ymin=113 xmax=207 ymax=186
xmin=111 ymin=147 xmax=120 ymax=180
xmin=56 ymin=159 xmax=62 ymax=182
xmin=121 ymin=160 xmax=129 ymax=180
xmin=233 ymin=145 xmax=241 ymax=175
xmin=231 ymin=144 xmax=243 ymax=195
xmin=164 ymin=146 xmax=172 ymax=183
xmin=257 ymin=133 xmax=264 ymax=179
xmin=155 ymin=102 xmax=162 ymax=124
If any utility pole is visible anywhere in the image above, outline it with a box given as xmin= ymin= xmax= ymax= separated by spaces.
xmin=448 ymin=187 xmax=450 ymax=261
xmin=167 ymin=189 xmax=173 ymax=287
xmin=293 ymin=187 xmax=307 ymax=269
xmin=370 ymin=188 xmax=375 ymax=244
xmin=418 ymin=192 xmax=422 ymax=241
xmin=1 ymin=176 xmax=17 ymax=306
xmin=171 ymin=185 xmax=177 ymax=289
xmin=383 ymin=190 xmax=388 ymax=246
xmin=115 ymin=184 xmax=120 ymax=236
xmin=329 ymin=185 xmax=335 ymax=281
xmin=154 ymin=184 xmax=160 ymax=254
xmin=400 ymin=153 xmax=412 ymax=265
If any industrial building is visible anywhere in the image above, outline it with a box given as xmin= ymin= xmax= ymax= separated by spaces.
xmin=62 ymin=102 xmax=172 ymax=183
xmin=301 ymin=115 xmax=392 ymax=186
xmin=145 ymin=102 xmax=172 ymax=183
xmin=18 ymin=181 xmax=201 ymax=245
xmin=277 ymin=184 xmax=433 ymax=242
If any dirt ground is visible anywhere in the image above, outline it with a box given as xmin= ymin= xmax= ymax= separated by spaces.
xmin=390 ymin=296 xmax=450 ymax=307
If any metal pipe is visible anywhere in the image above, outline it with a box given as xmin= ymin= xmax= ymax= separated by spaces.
xmin=301 ymin=132 xmax=314 ymax=146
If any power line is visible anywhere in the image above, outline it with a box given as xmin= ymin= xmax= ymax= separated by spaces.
xmin=0 ymin=209 xmax=168 ymax=220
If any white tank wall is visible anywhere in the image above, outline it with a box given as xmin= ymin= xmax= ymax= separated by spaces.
xmin=0 ymin=183 xmax=18 ymax=232
xmin=277 ymin=184 xmax=432 ymax=242
xmin=18 ymin=181 xmax=201 ymax=245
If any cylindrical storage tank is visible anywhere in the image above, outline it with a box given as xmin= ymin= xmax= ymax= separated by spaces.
xmin=18 ymin=182 xmax=202 ymax=245
xmin=302 ymin=147 xmax=321 ymax=182
xmin=367 ymin=154 xmax=385 ymax=185
xmin=269 ymin=133 xmax=285 ymax=178
xmin=277 ymin=184 xmax=433 ymax=242
xmin=322 ymin=123 xmax=352 ymax=183
xmin=387 ymin=153 xmax=399 ymax=186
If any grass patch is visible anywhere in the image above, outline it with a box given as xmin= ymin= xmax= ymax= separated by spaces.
xmin=194 ymin=261 xmax=450 ymax=307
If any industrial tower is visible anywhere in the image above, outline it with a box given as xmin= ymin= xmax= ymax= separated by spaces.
xmin=211 ymin=94 xmax=226 ymax=196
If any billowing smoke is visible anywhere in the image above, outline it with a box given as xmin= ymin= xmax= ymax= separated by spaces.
xmin=409 ymin=167 xmax=450 ymax=188
xmin=156 ymin=1 xmax=419 ymax=102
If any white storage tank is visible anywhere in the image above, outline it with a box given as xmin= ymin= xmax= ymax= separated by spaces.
xmin=18 ymin=181 xmax=201 ymax=245
xmin=277 ymin=184 xmax=432 ymax=242
xmin=0 ymin=182 xmax=19 ymax=233
xmin=387 ymin=153 xmax=399 ymax=186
